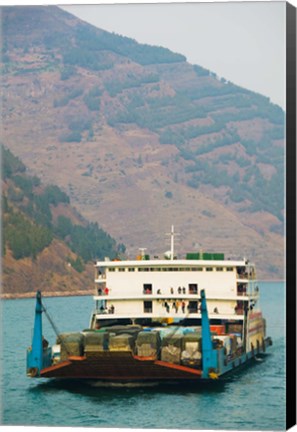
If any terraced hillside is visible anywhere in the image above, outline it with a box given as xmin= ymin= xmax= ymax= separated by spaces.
xmin=1 ymin=6 xmax=285 ymax=279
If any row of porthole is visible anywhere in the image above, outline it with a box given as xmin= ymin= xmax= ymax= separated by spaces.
xmin=106 ymin=266 xmax=235 ymax=273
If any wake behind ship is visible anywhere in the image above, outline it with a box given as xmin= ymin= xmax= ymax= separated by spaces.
xmin=27 ymin=226 xmax=272 ymax=383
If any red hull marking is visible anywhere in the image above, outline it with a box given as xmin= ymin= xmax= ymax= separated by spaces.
xmin=134 ymin=355 xmax=157 ymax=361
xmin=41 ymin=360 xmax=72 ymax=375
xmin=68 ymin=356 xmax=87 ymax=361
xmin=154 ymin=360 xmax=202 ymax=376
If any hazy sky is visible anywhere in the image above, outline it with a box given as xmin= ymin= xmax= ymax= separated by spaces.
xmin=60 ymin=1 xmax=287 ymax=110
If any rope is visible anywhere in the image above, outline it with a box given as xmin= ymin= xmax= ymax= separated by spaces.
xmin=41 ymin=298 xmax=71 ymax=356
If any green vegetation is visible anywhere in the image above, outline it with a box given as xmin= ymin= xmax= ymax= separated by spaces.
xmin=108 ymin=94 xmax=207 ymax=131
xmin=53 ymin=88 xmax=83 ymax=108
xmin=83 ymin=87 xmax=102 ymax=111
xmin=67 ymin=256 xmax=85 ymax=273
xmin=193 ymin=64 xmax=211 ymax=77
xmin=105 ymin=74 xmax=159 ymax=97
xmin=59 ymin=131 xmax=82 ymax=143
xmin=60 ymin=24 xmax=185 ymax=72
xmin=74 ymin=25 xmax=185 ymax=66
xmin=2 ymin=146 xmax=119 ymax=264
xmin=4 ymin=209 xmax=53 ymax=260
xmin=60 ymin=65 xmax=76 ymax=81
xmin=54 ymin=216 xmax=116 ymax=262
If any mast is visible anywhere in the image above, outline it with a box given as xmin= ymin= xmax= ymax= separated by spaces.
xmin=170 ymin=225 xmax=174 ymax=260
xmin=166 ymin=225 xmax=178 ymax=260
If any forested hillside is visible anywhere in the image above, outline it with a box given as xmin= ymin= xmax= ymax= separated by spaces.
xmin=2 ymin=146 xmax=120 ymax=297
xmin=1 ymin=6 xmax=285 ymax=279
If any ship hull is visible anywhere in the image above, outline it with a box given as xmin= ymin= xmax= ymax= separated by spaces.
xmin=40 ymin=337 xmax=272 ymax=382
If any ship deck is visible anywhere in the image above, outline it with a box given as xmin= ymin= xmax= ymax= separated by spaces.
xmin=40 ymin=336 xmax=272 ymax=382
xmin=41 ymin=351 xmax=203 ymax=381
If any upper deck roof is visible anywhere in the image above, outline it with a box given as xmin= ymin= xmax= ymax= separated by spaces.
xmin=95 ymin=258 xmax=251 ymax=268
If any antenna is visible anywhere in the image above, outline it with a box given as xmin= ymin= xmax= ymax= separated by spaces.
xmin=165 ymin=225 xmax=179 ymax=260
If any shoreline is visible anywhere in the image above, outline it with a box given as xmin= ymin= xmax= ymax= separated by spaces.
xmin=0 ymin=289 xmax=94 ymax=300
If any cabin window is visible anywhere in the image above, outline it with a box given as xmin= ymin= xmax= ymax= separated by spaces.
xmin=144 ymin=301 xmax=153 ymax=313
xmin=188 ymin=301 xmax=198 ymax=313
xmin=143 ymin=284 xmax=152 ymax=294
xmin=108 ymin=268 xmax=115 ymax=272
xmin=206 ymin=267 xmax=213 ymax=271
xmin=119 ymin=268 xmax=125 ymax=272
xmin=188 ymin=283 xmax=198 ymax=294
xmin=216 ymin=267 xmax=224 ymax=271
xmin=227 ymin=267 xmax=234 ymax=271
xmin=128 ymin=268 xmax=135 ymax=272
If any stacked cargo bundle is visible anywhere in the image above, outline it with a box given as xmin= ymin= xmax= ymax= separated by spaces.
xmin=136 ymin=331 xmax=161 ymax=359
xmin=109 ymin=334 xmax=136 ymax=352
xmin=104 ymin=325 xmax=142 ymax=336
xmin=181 ymin=332 xmax=202 ymax=366
xmin=214 ymin=335 xmax=232 ymax=356
xmin=83 ymin=331 xmax=109 ymax=353
xmin=230 ymin=334 xmax=238 ymax=356
xmin=161 ymin=334 xmax=183 ymax=364
xmin=57 ymin=333 xmax=84 ymax=361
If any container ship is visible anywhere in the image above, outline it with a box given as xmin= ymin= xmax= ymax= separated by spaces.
xmin=27 ymin=226 xmax=272 ymax=384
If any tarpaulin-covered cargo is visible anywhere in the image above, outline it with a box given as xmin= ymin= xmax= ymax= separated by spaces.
xmin=137 ymin=344 xmax=158 ymax=358
xmin=181 ymin=349 xmax=202 ymax=367
xmin=215 ymin=335 xmax=232 ymax=355
xmin=136 ymin=331 xmax=161 ymax=358
xmin=181 ymin=332 xmax=202 ymax=366
xmin=161 ymin=345 xmax=181 ymax=364
xmin=136 ymin=331 xmax=161 ymax=347
xmin=104 ymin=325 xmax=142 ymax=337
xmin=109 ymin=333 xmax=135 ymax=352
xmin=182 ymin=332 xmax=202 ymax=352
xmin=161 ymin=333 xmax=183 ymax=348
xmin=161 ymin=334 xmax=183 ymax=363
xmin=56 ymin=333 xmax=84 ymax=361
xmin=83 ymin=331 xmax=109 ymax=352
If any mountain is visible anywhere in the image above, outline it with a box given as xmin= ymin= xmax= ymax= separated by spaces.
xmin=1 ymin=6 xmax=285 ymax=279
xmin=2 ymin=146 xmax=119 ymax=297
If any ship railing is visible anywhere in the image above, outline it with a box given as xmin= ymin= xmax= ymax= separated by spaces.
xmin=93 ymin=311 xmax=245 ymax=321
xmin=93 ymin=292 xmax=254 ymax=301
xmin=236 ymin=272 xmax=256 ymax=281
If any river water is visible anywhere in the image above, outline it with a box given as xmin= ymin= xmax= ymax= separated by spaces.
xmin=0 ymin=282 xmax=286 ymax=430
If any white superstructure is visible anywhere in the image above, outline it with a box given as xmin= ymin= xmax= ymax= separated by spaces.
xmin=91 ymin=227 xmax=259 ymax=329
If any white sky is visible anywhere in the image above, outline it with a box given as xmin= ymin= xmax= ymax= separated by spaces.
xmin=59 ymin=1 xmax=288 ymax=110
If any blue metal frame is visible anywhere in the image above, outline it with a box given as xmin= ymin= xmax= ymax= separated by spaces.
xmin=200 ymin=289 xmax=218 ymax=378
xmin=27 ymin=291 xmax=45 ymax=377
